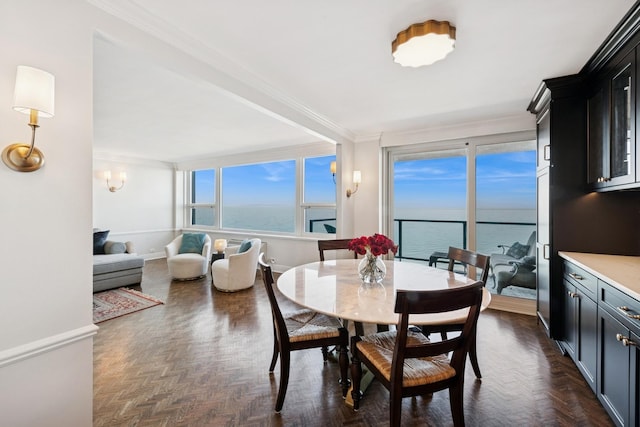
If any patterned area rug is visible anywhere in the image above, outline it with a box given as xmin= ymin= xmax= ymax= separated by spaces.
xmin=93 ymin=288 xmax=164 ymax=323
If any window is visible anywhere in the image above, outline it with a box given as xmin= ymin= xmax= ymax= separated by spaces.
xmin=387 ymin=136 xmax=536 ymax=300
xmin=392 ymin=149 xmax=467 ymax=261
xmin=303 ymin=155 xmax=337 ymax=234
xmin=186 ymin=154 xmax=336 ymax=234
xmin=189 ymin=169 xmax=215 ymax=226
xmin=221 ymin=161 xmax=296 ymax=233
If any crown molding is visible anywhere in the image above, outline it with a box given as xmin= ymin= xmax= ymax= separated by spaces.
xmin=93 ymin=151 xmax=176 ymax=169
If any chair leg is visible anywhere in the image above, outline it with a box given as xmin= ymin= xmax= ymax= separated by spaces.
xmin=338 ymin=343 xmax=350 ymax=397
xmin=269 ymin=337 xmax=279 ymax=372
xmin=275 ymin=351 xmax=290 ymax=412
xmin=390 ymin=389 xmax=403 ymax=427
xmin=350 ymin=352 xmax=362 ymax=410
xmin=469 ymin=334 xmax=482 ymax=379
xmin=449 ymin=380 xmax=465 ymax=427
xmin=321 ymin=346 xmax=329 ymax=361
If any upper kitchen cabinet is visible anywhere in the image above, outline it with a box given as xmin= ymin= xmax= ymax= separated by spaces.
xmin=588 ymin=48 xmax=637 ymax=190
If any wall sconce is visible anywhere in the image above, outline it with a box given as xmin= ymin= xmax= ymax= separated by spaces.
xmin=346 ymin=170 xmax=361 ymax=198
xmin=330 ymin=161 xmax=336 ymax=183
xmin=214 ymin=239 xmax=228 ymax=253
xmin=2 ymin=66 xmax=55 ymax=172
xmin=105 ymin=170 xmax=126 ymax=192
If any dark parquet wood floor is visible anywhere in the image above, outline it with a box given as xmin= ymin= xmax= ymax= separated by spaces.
xmin=94 ymin=259 xmax=614 ymax=426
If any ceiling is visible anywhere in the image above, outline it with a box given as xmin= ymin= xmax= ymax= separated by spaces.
xmin=92 ymin=0 xmax=636 ymax=163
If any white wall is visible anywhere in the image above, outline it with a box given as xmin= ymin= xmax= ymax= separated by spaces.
xmin=0 ymin=1 xmax=98 ymax=425
xmin=93 ymin=156 xmax=176 ymax=258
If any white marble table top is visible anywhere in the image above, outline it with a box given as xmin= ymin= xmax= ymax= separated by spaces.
xmin=277 ymin=259 xmax=491 ymax=326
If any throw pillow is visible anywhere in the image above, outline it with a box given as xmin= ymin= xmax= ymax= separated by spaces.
xmin=178 ymin=233 xmax=206 ymax=254
xmin=93 ymin=230 xmax=110 ymax=255
xmin=506 ymin=242 xmax=529 ymax=259
xmin=104 ymin=240 xmax=126 ymax=254
xmin=238 ymin=239 xmax=252 ymax=253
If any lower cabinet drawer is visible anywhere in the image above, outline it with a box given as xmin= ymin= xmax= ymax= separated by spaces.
xmin=600 ymin=280 xmax=640 ymax=334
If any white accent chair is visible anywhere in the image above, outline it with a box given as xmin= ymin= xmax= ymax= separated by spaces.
xmin=212 ymin=238 xmax=261 ymax=292
xmin=165 ymin=234 xmax=212 ymax=280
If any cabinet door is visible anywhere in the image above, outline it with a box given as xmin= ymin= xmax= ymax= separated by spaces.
xmin=562 ymin=278 xmax=578 ymax=358
xmin=577 ymin=291 xmax=598 ymax=392
xmin=609 ymin=53 xmax=636 ymax=186
xmin=537 ymin=169 xmax=551 ymax=334
xmin=588 ymin=81 xmax=609 ymax=186
xmin=631 ymin=329 xmax=639 ymax=427
xmin=537 ymin=107 xmax=551 ymax=170
xmin=598 ymin=307 xmax=631 ymax=427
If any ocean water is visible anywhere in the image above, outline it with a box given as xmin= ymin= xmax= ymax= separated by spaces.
xmin=394 ymin=208 xmax=536 ymax=260
xmin=196 ymin=206 xmax=535 ymax=262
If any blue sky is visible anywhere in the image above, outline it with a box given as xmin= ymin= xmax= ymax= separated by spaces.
xmin=193 ymin=150 xmax=535 ymax=211
xmin=193 ymin=155 xmax=336 ymax=206
xmin=394 ymin=150 xmax=536 ymax=210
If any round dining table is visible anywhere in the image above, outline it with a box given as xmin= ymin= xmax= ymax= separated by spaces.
xmin=276 ymin=258 xmax=492 ymax=327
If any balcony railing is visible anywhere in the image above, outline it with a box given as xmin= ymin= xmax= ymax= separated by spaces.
xmin=393 ymin=218 xmax=535 ymax=263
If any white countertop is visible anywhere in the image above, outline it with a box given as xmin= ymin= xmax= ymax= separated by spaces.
xmin=559 ymin=251 xmax=640 ymax=301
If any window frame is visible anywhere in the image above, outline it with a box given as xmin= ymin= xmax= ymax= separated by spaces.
xmin=183 ymin=152 xmax=337 ymax=236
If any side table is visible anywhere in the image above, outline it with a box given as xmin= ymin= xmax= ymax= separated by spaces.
xmin=211 ymin=252 xmax=225 ymax=264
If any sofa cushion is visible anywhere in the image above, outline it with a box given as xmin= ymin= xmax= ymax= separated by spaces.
xmin=93 ymin=230 xmax=110 ymax=255
xmin=238 ymin=239 xmax=252 ymax=253
xmin=178 ymin=233 xmax=206 ymax=254
xmin=93 ymin=253 xmax=145 ymax=275
xmin=104 ymin=240 xmax=127 ymax=254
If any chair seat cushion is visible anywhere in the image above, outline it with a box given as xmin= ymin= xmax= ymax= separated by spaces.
xmin=356 ymin=330 xmax=455 ymax=387
xmin=284 ymin=309 xmax=342 ymax=342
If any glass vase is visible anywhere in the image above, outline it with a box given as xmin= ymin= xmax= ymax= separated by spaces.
xmin=358 ymin=251 xmax=386 ymax=284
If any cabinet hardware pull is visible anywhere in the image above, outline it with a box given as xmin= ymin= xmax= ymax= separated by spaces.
xmin=616 ymin=333 xmax=638 ymax=347
xmin=569 ymin=272 xmax=583 ymax=280
xmin=616 ymin=306 xmax=640 ymax=320
xmin=543 ymin=244 xmax=550 ymax=260
xmin=543 ymin=145 xmax=551 ymax=161
xmin=567 ymin=291 xmax=578 ymax=298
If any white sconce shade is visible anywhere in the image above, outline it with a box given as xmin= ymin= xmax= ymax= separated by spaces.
xmin=13 ymin=66 xmax=55 ymax=117
xmin=346 ymin=170 xmax=362 ymax=198
xmin=330 ymin=161 xmax=337 ymax=174
xmin=2 ymin=65 xmax=55 ymax=172
xmin=106 ymin=170 xmax=127 ymax=192
xmin=214 ymin=239 xmax=228 ymax=253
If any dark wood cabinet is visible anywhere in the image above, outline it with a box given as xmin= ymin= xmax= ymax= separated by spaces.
xmin=561 ymin=261 xmax=597 ymax=392
xmin=597 ymin=280 xmax=640 ymax=427
xmin=588 ymin=49 xmax=637 ymax=190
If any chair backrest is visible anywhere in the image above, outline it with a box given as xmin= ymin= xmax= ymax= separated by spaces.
xmin=446 ymin=246 xmax=491 ymax=284
xmin=525 ymin=231 xmax=536 ymax=257
xmin=258 ymin=253 xmax=289 ymax=345
xmin=392 ymin=282 xmax=483 ymax=382
xmin=318 ymin=239 xmax=357 ymax=261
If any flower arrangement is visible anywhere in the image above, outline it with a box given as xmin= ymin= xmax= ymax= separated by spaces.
xmin=348 ymin=233 xmax=398 ymax=257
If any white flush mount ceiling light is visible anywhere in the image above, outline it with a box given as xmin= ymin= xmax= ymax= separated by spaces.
xmin=392 ymin=20 xmax=456 ymax=67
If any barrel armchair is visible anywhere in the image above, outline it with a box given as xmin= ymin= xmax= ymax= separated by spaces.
xmin=165 ymin=233 xmax=212 ymax=280
xmin=212 ymin=238 xmax=261 ymax=292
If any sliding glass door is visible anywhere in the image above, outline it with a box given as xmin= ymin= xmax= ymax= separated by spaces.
xmin=392 ymin=148 xmax=467 ymax=263
xmin=387 ymin=136 xmax=536 ymax=300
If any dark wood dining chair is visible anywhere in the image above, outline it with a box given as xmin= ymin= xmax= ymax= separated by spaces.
xmin=421 ymin=246 xmax=490 ymax=379
xmin=317 ymin=238 xmax=358 ymax=261
xmin=350 ymin=282 xmax=483 ymax=426
xmin=258 ymin=253 xmax=350 ymax=412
